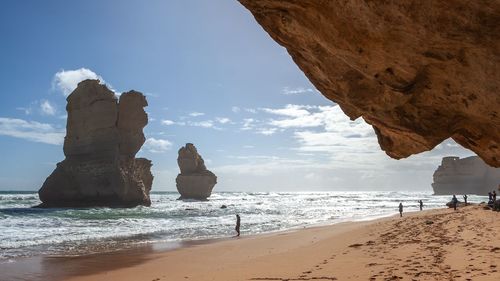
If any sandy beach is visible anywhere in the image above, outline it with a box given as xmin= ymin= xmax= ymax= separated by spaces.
xmin=44 ymin=205 xmax=497 ymax=281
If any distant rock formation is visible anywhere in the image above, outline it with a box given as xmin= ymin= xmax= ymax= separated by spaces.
xmin=176 ymin=143 xmax=217 ymax=200
xmin=432 ymin=156 xmax=500 ymax=195
xmin=239 ymin=1 xmax=500 ymax=167
xmin=37 ymin=79 xmax=153 ymax=208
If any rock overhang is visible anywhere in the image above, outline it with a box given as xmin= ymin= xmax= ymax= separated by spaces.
xmin=239 ymin=0 xmax=500 ymax=167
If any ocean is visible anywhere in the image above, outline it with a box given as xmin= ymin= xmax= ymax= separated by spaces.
xmin=0 ymin=191 xmax=484 ymax=263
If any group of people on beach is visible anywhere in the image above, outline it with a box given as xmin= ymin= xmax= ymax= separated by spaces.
xmin=450 ymin=194 xmax=470 ymax=210
xmin=398 ymin=194 xmax=467 ymax=216
xmin=398 ymin=200 xmax=424 ymax=217
xmin=488 ymin=190 xmax=497 ymax=204
xmin=487 ymin=190 xmax=499 ymax=211
xmin=399 ymin=190 xmax=499 ymax=216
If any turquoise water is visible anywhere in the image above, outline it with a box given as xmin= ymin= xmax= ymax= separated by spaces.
xmin=0 ymin=191 xmax=482 ymax=262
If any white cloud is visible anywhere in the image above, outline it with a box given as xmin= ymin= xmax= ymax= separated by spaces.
xmin=189 ymin=112 xmax=205 ymax=117
xmin=0 ymin=117 xmax=64 ymax=145
xmin=17 ymin=100 xmax=58 ymax=116
xmin=261 ymin=104 xmax=312 ymax=118
xmin=40 ymin=100 xmax=56 ymax=116
xmin=216 ymin=156 xmax=313 ymax=176
xmin=241 ymin=118 xmax=255 ymax=131
xmin=16 ymin=106 xmax=33 ymax=115
xmin=143 ymin=138 xmax=172 ymax=153
xmin=212 ymin=103 xmax=477 ymax=191
xmin=189 ymin=120 xmax=214 ymax=128
xmin=161 ymin=119 xmax=175 ymax=126
xmin=52 ymin=68 xmax=105 ymax=96
xmin=282 ymin=87 xmax=316 ymax=95
xmin=144 ymin=92 xmax=159 ymax=98
xmin=231 ymin=106 xmax=241 ymax=113
xmin=257 ymin=128 xmax=278 ymax=136
xmin=215 ymin=117 xmax=231 ymax=124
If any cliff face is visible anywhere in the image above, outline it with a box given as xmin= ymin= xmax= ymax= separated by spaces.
xmin=38 ymin=79 xmax=153 ymax=207
xmin=239 ymin=0 xmax=500 ymax=167
xmin=432 ymin=156 xmax=500 ymax=195
xmin=176 ymin=143 xmax=217 ymax=200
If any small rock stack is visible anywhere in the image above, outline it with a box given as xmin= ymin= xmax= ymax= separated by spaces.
xmin=176 ymin=143 xmax=217 ymax=200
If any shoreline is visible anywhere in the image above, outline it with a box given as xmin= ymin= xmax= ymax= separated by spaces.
xmin=4 ymin=204 xmax=499 ymax=281
xmin=64 ymin=205 xmax=500 ymax=281
xmin=0 ymin=207 xmax=419 ymax=281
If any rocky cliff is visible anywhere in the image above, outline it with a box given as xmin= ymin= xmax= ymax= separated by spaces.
xmin=176 ymin=143 xmax=217 ymax=200
xmin=239 ymin=0 xmax=500 ymax=167
xmin=432 ymin=156 xmax=500 ymax=195
xmin=38 ymin=79 xmax=153 ymax=208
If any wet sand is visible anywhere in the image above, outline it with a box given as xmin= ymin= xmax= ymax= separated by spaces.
xmin=4 ymin=205 xmax=500 ymax=281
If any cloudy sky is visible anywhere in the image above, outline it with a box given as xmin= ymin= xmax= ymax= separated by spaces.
xmin=0 ymin=0 xmax=475 ymax=192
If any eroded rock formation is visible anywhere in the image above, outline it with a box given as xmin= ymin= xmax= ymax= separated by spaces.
xmin=38 ymin=79 xmax=153 ymax=207
xmin=239 ymin=0 xmax=500 ymax=167
xmin=176 ymin=143 xmax=217 ymax=200
xmin=432 ymin=156 xmax=500 ymax=195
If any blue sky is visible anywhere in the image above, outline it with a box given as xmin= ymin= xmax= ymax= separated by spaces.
xmin=0 ymin=0 xmax=475 ymax=191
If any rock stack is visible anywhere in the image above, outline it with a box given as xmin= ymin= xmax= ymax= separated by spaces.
xmin=37 ymin=79 xmax=153 ymax=208
xmin=432 ymin=156 xmax=500 ymax=196
xmin=176 ymin=143 xmax=217 ymax=200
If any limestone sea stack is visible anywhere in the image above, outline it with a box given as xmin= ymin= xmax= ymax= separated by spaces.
xmin=432 ymin=156 xmax=500 ymax=196
xmin=176 ymin=143 xmax=217 ymax=200
xmin=37 ymin=79 xmax=153 ymax=208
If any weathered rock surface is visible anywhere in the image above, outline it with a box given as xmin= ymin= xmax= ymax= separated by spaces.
xmin=432 ymin=156 xmax=500 ymax=195
xmin=38 ymin=79 xmax=153 ymax=207
xmin=239 ymin=0 xmax=500 ymax=167
xmin=176 ymin=143 xmax=217 ymax=200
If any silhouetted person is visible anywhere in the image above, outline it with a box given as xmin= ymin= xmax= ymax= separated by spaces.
xmin=493 ymin=191 xmax=497 ymax=202
xmin=399 ymin=202 xmax=403 ymax=217
xmin=488 ymin=192 xmax=493 ymax=203
xmin=235 ymin=214 xmax=241 ymax=237
xmin=418 ymin=200 xmax=423 ymax=211
xmin=452 ymin=195 xmax=458 ymax=211
xmin=463 ymin=194 xmax=468 ymax=205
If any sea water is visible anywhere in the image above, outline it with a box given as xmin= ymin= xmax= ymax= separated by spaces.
xmin=0 ymin=191 xmax=484 ymax=262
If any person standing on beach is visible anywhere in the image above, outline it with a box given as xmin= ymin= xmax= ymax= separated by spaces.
xmin=493 ymin=191 xmax=497 ymax=202
xmin=235 ymin=214 xmax=241 ymax=237
xmin=463 ymin=194 xmax=468 ymax=205
xmin=452 ymin=195 xmax=458 ymax=211
xmin=418 ymin=200 xmax=423 ymax=211
xmin=398 ymin=203 xmax=403 ymax=217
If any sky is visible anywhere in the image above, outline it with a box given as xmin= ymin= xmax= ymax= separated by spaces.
xmin=0 ymin=0 xmax=476 ymax=192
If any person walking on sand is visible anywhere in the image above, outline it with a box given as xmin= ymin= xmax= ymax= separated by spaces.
xmin=418 ymin=200 xmax=423 ymax=211
xmin=493 ymin=190 xmax=497 ymax=202
xmin=235 ymin=214 xmax=241 ymax=237
xmin=463 ymin=194 xmax=468 ymax=205
xmin=398 ymin=202 xmax=403 ymax=217
xmin=452 ymin=195 xmax=458 ymax=211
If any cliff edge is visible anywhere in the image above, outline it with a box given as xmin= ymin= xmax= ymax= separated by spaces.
xmin=432 ymin=156 xmax=500 ymax=195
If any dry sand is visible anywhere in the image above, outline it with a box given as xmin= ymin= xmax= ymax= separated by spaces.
xmin=60 ymin=205 xmax=499 ymax=281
